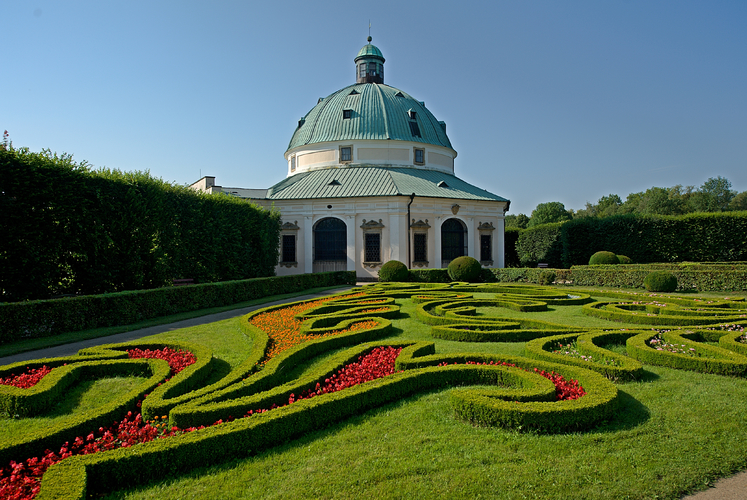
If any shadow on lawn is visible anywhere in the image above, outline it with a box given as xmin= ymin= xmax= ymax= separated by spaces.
xmin=595 ymin=389 xmax=651 ymax=433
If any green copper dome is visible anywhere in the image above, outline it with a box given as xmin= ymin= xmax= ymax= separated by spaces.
xmin=355 ymin=43 xmax=385 ymax=62
xmin=287 ymin=83 xmax=453 ymax=152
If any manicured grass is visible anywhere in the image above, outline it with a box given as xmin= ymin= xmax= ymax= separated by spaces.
xmin=4 ymin=283 xmax=747 ymax=499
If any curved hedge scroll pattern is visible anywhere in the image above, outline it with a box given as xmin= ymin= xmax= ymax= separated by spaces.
xmin=0 ymin=284 xmax=745 ymax=499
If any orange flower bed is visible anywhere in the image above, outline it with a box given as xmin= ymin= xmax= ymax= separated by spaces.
xmin=250 ymin=294 xmax=374 ymax=364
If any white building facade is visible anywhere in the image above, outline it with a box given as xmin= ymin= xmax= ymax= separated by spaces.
xmin=192 ymin=38 xmax=510 ymax=280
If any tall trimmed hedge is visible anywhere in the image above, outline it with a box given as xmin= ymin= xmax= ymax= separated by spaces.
xmin=515 ymin=222 xmax=563 ymax=268
xmin=561 ymin=212 xmax=747 ymax=267
xmin=0 ymin=148 xmax=281 ymax=301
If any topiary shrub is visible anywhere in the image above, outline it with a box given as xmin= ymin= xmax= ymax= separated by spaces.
xmin=589 ymin=251 xmax=619 ymax=265
xmin=617 ymin=255 xmax=632 ymax=264
xmin=447 ymin=256 xmax=482 ymax=282
xmin=539 ymin=270 xmax=556 ymax=286
xmin=643 ymin=271 xmax=678 ymax=292
xmin=378 ymin=260 xmax=409 ymax=282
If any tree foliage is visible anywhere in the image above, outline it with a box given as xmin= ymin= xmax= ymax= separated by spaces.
xmin=526 ymin=202 xmax=572 ymax=228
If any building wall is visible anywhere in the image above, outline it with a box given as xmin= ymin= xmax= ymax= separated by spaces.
xmin=259 ymin=196 xmax=507 ymax=279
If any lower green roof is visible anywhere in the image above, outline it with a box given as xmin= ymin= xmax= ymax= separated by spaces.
xmin=261 ymin=166 xmax=508 ymax=202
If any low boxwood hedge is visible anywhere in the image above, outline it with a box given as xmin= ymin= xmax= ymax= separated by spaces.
xmin=36 ymin=344 xmax=619 ymax=499
xmin=626 ymin=330 xmax=747 ymax=376
xmin=0 ymin=271 xmax=356 ymax=344
xmin=524 ymin=332 xmax=644 ymax=381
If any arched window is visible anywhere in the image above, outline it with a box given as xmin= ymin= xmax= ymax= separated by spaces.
xmin=314 ymin=217 xmax=346 ymax=262
xmin=441 ymin=218 xmax=467 ymax=264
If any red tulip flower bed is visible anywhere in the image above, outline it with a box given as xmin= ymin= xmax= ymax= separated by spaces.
xmin=438 ymin=360 xmax=586 ymax=401
xmin=0 ymin=345 xmax=403 ymax=500
xmin=0 ymin=366 xmax=53 ymax=389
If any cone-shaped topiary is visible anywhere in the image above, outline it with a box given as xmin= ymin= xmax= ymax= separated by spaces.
xmin=379 ymin=260 xmax=409 ymax=282
xmin=589 ymin=251 xmax=619 ymax=265
xmin=447 ymin=256 xmax=482 ymax=282
xmin=644 ymin=271 xmax=678 ymax=292
xmin=617 ymin=255 xmax=632 ymax=264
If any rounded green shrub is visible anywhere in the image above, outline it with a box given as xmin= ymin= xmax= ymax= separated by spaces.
xmin=643 ymin=271 xmax=678 ymax=292
xmin=589 ymin=251 xmax=619 ymax=265
xmin=447 ymin=256 xmax=482 ymax=282
xmin=378 ymin=260 xmax=409 ymax=282
xmin=617 ymin=255 xmax=632 ymax=264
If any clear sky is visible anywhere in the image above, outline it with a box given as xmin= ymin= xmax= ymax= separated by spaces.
xmin=5 ymin=0 xmax=746 ymax=216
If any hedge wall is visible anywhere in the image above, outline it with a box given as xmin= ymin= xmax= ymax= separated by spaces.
xmin=515 ymin=222 xmax=564 ymax=268
xmin=0 ymin=271 xmax=356 ymax=344
xmin=0 ymin=148 xmax=281 ymax=302
xmin=560 ymin=212 xmax=747 ymax=267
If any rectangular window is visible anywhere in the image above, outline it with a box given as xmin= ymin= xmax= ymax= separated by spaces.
xmin=414 ymin=148 xmax=424 ymax=165
xmin=414 ymin=233 xmax=427 ymax=262
xmin=290 ymin=155 xmax=296 ymax=172
xmin=340 ymin=146 xmax=352 ymax=162
xmin=282 ymin=235 xmax=296 ymax=263
xmin=359 ymin=64 xmax=366 ymax=78
xmin=368 ymin=62 xmax=377 ymax=75
xmin=480 ymin=234 xmax=492 ymax=262
xmin=364 ymin=233 xmax=381 ymax=262
xmin=343 ymin=109 xmax=352 ymax=119
xmin=409 ymin=121 xmax=421 ymax=138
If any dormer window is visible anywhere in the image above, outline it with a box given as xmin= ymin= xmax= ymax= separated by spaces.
xmin=339 ymin=146 xmax=352 ymax=163
xmin=343 ymin=109 xmax=352 ymax=119
xmin=408 ymin=110 xmax=417 ymax=120
xmin=409 ymin=121 xmax=421 ymax=138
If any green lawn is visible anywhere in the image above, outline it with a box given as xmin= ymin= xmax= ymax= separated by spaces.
xmin=3 ymin=283 xmax=747 ymax=500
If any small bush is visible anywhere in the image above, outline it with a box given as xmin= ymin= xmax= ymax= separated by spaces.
xmin=589 ymin=251 xmax=619 ymax=265
xmin=617 ymin=255 xmax=632 ymax=264
xmin=447 ymin=256 xmax=482 ymax=282
xmin=378 ymin=261 xmax=409 ymax=282
xmin=539 ymin=270 xmax=556 ymax=286
xmin=643 ymin=271 xmax=678 ymax=292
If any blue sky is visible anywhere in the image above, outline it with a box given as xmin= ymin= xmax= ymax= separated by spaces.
xmin=5 ymin=0 xmax=746 ymax=216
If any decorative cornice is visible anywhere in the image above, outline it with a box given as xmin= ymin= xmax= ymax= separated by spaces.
xmin=360 ymin=219 xmax=385 ymax=229
xmin=477 ymin=221 xmax=495 ymax=231
xmin=281 ymin=221 xmax=300 ymax=231
xmin=410 ymin=219 xmax=431 ymax=229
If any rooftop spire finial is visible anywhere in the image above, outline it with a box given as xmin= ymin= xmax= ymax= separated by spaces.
xmin=368 ymin=20 xmax=372 ymax=42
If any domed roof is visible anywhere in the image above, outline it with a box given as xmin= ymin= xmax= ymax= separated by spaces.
xmin=287 ymin=83 xmax=453 ymax=152
xmin=355 ymin=42 xmax=385 ymax=62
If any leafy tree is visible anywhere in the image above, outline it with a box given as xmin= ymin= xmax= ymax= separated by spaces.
xmin=505 ymin=213 xmax=530 ymax=229
xmin=729 ymin=191 xmax=747 ymax=211
xmin=526 ymin=202 xmax=572 ymax=228
xmin=688 ymin=176 xmax=735 ymax=212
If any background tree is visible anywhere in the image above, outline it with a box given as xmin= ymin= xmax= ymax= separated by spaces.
xmin=688 ymin=176 xmax=735 ymax=212
xmin=505 ymin=213 xmax=530 ymax=229
xmin=526 ymin=201 xmax=572 ymax=228
xmin=729 ymin=191 xmax=747 ymax=211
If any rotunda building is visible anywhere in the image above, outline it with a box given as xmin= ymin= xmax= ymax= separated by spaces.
xmin=191 ymin=38 xmax=510 ymax=279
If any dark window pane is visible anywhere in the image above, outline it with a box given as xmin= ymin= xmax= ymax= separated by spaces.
xmin=409 ymin=121 xmax=421 ymax=138
xmin=343 ymin=109 xmax=351 ymax=119
xmin=315 ymin=218 xmax=346 ymax=261
xmin=365 ymin=233 xmax=380 ymax=262
xmin=441 ymin=218 xmax=466 ymax=261
xmin=414 ymin=149 xmax=424 ymax=164
xmin=480 ymin=234 xmax=492 ymax=262
xmin=414 ymin=233 xmax=427 ymax=262
xmin=340 ymin=147 xmax=352 ymax=161
xmin=282 ymin=235 xmax=296 ymax=262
